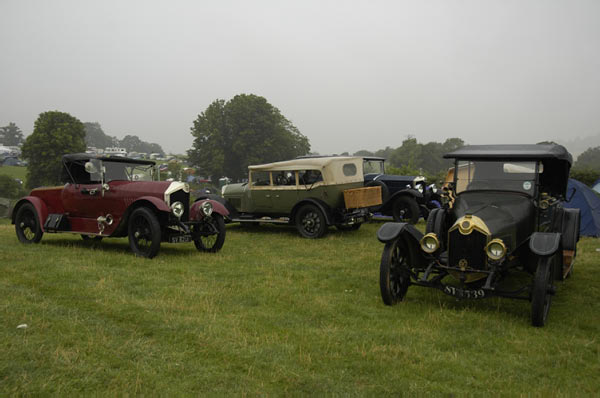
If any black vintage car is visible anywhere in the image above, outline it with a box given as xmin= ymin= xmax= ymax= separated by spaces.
xmin=377 ymin=144 xmax=580 ymax=327
xmin=363 ymin=157 xmax=442 ymax=224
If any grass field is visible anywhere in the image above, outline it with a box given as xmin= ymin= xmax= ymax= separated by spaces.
xmin=1 ymin=218 xmax=599 ymax=394
xmin=0 ymin=165 xmax=27 ymax=183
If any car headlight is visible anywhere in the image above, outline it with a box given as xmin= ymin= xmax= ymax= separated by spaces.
xmin=485 ymin=238 xmax=506 ymax=261
xmin=420 ymin=233 xmax=440 ymax=254
xmin=416 ymin=184 xmax=424 ymax=194
xmin=170 ymin=201 xmax=185 ymax=218
xmin=201 ymin=201 xmax=213 ymax=216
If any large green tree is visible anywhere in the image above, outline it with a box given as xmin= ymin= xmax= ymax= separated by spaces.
xmin=84 ymin=122 xmax=116 ymax=149
xmin=575 ymin=146 xmax=600 ymax=171
xmin=188 ymin=94 xmax=310 ymax=181
xmin=21 ymin=111 xmax=86 ymax=188
xmin=0 ymin=122 xmax=25 ymax=146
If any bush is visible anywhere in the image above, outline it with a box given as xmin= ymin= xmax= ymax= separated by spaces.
xmin=570 ymin=167 xmax=600 ymax=187
xmin=0 ymin=174 xmax=27 ymax=199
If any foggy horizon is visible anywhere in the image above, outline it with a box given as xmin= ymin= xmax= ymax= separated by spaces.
xmin=1 ymin=0 xmax=599 ymax=156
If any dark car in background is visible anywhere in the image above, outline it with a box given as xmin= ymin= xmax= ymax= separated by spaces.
xmin=363 ymin=157 xmax=441 ymax=223
xmin=377 ymin=144 xmax=580 ymax=327
xmin=12 ymin=153 xmax=228 ymax=258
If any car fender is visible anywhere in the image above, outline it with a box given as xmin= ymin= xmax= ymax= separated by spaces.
xmin=529 ymin=232 xmax=561 ymax=257
xmin=11 ymin=197 xmax=48 ymax=231
xmin=191 ymin=199 xmax=230 ymax=220
xmin=377 ymin=222 xmax=424 ymax=244
xmin=133 ymin=196 xmax=171 ymax=213
xmin=194 ymin=194 xmax=237 ymax=219
xmin=377 ymin=222 xmax=429 ymax=268
xmin=380 ymin=190 xmax=422 ymax=212
xmin=290 ymin=198 xmax=333 ymax=225
xmin=561 ymin=208 xmax=580 ymax=251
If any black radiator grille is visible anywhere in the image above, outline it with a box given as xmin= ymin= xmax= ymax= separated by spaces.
xmin=169 ymin=189 xmax=190 ymax=222
xmin=448 ymin=228 xmax=488 ymax=270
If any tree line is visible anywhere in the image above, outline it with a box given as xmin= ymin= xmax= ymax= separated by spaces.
xmin=4 ymin=94 xmax=600 ymax=189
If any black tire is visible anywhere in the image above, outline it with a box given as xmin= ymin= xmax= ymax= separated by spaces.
xmin=366 ymin=180 xmax=389 ymax=203
xmin=425 ymin=208 xmax=439 ymax=234
xmin=128 ymin=207 xmax=161 ymax=258
xmin=15 ymin=203 xmax=43 ymax=244
xmin=296 ymin=204 xmax=327 ymax=238
xmin=392 ymin=196 xmax=420 ymax=224
xmin=531 ymin=256 xmax=555 ymax=327
xmin=81 ymin=234 xmax=103 ymax=242
xmin=194 ymin=214 xmax=226 ymax=253
xmin=380 ymin=238 xmax=411 ymax=305
xmin=336 ymin=223 xmax=361 ymax=231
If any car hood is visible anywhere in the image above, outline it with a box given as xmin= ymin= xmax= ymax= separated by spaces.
xmin=453 ymin=191 xmax=535 ymax=250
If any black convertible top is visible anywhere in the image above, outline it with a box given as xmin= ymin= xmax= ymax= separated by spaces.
xmin=63 ymin=153 xmax=156 ymax=166
xmin=444 ymin=144 xmax=572 ymax=165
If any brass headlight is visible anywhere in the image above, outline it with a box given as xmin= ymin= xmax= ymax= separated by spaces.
xmin=420 ymin=233 xmax=440 ymax=254
xmin=485 ymin=238 xmax=506 ymax=261
xmin=170 ymin=201 xmax=185 ymax=218
xmin=201 ymin=201 xmax=213 ymax=216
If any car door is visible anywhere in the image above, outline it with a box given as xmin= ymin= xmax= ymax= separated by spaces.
xmin=248 ymin=170 xmax=273 ymax=213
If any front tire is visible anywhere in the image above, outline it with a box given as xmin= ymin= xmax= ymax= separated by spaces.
xmin=380 ymin=238 xmax=410 ymax=305
xmin=128 ymin=207 xmax=161 ymax=258
xmin=296 ymin=204 xmax=327 ymax=238
xmin=392 ymin=196 xmax=420 ymax=224
xmin=194 ymin=214 xmax=226 ymax=252
xmin=531 ymin=256 xmax=555 ymax=327
xmin=15 ymin=203 xmax=43 ymax=244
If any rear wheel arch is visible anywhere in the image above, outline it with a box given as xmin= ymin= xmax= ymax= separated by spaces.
xmin=290 ymin=198 xmax=333 ymax=226
xmin=11 ymin=197 xmax=48 ymax=232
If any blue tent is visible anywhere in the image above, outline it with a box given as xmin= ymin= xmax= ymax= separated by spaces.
xmin=593 ymin=178 xmax=600 ymax=195
xmin=563 ymin=178 xmax=600 ymax=237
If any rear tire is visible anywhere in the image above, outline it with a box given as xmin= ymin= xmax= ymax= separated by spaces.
xmin=15 ymin=203 xmax=43 ymax=244
xmin=296 ymin=204 xmax=327 ymax=238
xmin=392 ymin=196 xmax=419 ymax=224
xmin=128 ymin=207 xmax=161 ymax=258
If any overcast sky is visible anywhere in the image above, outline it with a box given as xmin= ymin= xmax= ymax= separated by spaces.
xmin=1 ymin=0 xmax=599 ymax=155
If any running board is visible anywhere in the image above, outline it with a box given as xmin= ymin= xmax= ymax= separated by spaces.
xmin=232 ymin=217 xmax=290 ymax=224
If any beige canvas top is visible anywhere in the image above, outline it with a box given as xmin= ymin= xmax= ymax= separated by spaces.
xmin=248 ymin=156 xmax=364 ymax=185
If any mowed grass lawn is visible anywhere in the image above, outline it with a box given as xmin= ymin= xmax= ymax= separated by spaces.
xmin=1 ymin=218 xmax=599 ymax=394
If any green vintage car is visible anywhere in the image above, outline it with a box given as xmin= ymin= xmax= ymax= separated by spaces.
xmin=220 ymin=156 xmax=382 ymax=238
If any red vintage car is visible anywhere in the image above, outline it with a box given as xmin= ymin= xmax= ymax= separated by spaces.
xmin=11 ymin=153 xmax=228 ymax=258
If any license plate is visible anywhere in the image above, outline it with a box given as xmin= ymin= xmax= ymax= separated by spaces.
xmin=443 ymin=286 xmax=486 ymax=299
xmin=169 ymin=235 xmax=192 ymax=244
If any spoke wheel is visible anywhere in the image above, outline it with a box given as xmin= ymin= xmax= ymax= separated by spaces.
xmin=531 ymin=255 xmax=555 ymax=327
xmin=194 ymin=214 xmax=226 ymax=253
xmin=128 ymin=207 xmax=161 ymax=258
xmin=380 ymin=238 xmax=410 ymax=305
xmin=392 ymin=196 xmax=420 ymax=224
xmin=296 ymin=204 xmax=327 ymax=238
xmin=15 ymin=203 xmax=43 ymax=244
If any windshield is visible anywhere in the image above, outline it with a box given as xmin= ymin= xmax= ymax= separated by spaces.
xmin=455 ymin=160 xmax=540 ymax=195
xmin=103 ymin=161 xmax=155 ymax=182
xmin=363 ymin=159 xmax=385 ymax=175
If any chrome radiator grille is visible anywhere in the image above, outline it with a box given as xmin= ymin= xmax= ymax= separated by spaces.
xmin=448 ymin=228 xmax=488 ymax=270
